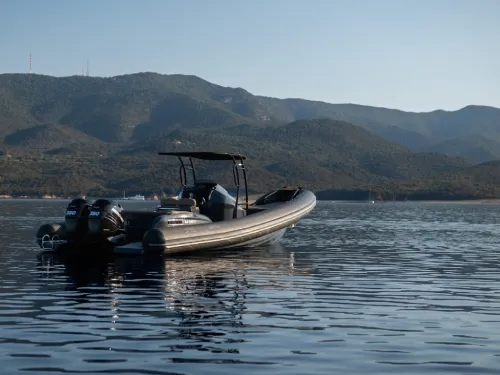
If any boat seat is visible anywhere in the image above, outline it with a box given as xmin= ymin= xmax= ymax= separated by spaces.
xmin=158 ymin=197 xmax=199 ymax=213
xmin=160 ymin=197 xmax=197 ymax=207
xmin=181 ymin=181 xmax=218 ymax=208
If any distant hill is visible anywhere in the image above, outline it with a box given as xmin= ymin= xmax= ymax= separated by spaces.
xmin=1 ymin=72 xmax=500 ymax=157
xmin=0 ymin=73 xmax=281 ymax=143
xmin=316 ymin=159 xmax=500 ymax=202
xmin=0 ymin=117 xmax=476 ymax=198
xmin=425 ymin=135 xmax=500 ymax=162
xmin=0 ymin=72 xmax=498 ymax=199
xmin=456 ymin=160 xmax=500 ymax=186
xmin=4 ymin=123 xmax=105 ymax=149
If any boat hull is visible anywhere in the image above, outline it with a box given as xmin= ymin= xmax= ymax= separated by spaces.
xmin=114 ymin=228 xmax=288 ymax=255
xmin=35 ymin=188 xmax=316 ymax=256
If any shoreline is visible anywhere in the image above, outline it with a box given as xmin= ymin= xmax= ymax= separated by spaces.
xmin=1 ymin=196 xmax=500 ymax=204
xmin=405 ymin=199 xmax=500 ymax=204
xmin=0 ymin=193 xmax=264 ymax=203
xmin=324 ymin=199 xmax=500 ymax=204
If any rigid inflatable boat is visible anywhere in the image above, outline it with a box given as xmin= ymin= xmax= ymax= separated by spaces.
xmin=36 ymin=151 xmax=316 ymax=255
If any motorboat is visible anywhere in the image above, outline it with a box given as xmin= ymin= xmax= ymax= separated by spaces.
xmin=126 ymin=194 xmax=145 ymax=201
xmin=36 ymin=151 xmax=317 ymax=256
xmin=119 ymin=191 xmax=146 ymax=201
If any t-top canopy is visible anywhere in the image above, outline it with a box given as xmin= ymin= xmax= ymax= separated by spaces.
xmin=158 ymin=151 xmax=247 ymax=161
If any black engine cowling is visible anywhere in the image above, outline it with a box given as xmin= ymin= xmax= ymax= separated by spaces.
xmin=64 ymin=198 xmax=91 ymax=241
xmin=87 ymin=199 xmax=124 ymax=240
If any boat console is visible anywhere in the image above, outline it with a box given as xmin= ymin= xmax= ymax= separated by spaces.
xmin=177 ymin=180 xmax=246 ymax=222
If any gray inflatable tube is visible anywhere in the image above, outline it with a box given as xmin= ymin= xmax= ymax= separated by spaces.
xmin=142 ymin=189 xmax=316 ymax=254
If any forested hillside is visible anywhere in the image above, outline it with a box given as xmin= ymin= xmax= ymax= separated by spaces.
xmin=0 ymin=72 xmax=498 ymax=200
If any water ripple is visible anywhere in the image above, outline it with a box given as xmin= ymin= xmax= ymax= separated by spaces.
xmin=0 ymin=200 xmax=500 ymax=374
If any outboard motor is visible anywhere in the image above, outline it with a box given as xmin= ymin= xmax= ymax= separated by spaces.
xmin=87 ymin=199 xmax=125 ymax=241
xmin=64 ymin=198 xmax=91 ymax=241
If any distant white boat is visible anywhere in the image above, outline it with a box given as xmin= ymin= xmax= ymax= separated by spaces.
xmin=121 ymin=191 xmax=145 ymax=201
xmin=127 ymin=194 xmax=145 ymax=201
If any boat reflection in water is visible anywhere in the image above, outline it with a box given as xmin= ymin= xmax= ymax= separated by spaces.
xmin=35 ymin=243 xmax=312 ymax=347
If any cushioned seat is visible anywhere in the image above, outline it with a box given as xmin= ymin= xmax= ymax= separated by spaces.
xmin=158 ymin=197 xmax=199 ymax=213
xmin=160 ymin=197 xmax=197 ymax=207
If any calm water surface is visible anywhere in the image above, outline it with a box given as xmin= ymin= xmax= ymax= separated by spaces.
xmin=1 ymin=199 xmax=500 ymax=374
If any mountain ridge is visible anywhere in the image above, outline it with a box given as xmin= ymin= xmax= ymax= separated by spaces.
xmin=2 ymin=72 xmax=499 ymax=162
xmin=0 ymin=72 xmax=499 ymax=199
xmin=4 ymin=72 xmax=496 ymax=113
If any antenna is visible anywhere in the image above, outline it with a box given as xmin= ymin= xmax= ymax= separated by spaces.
xmin=29 ymin=53 xmax=32 ymax=74
xmin=86 ymin=60 xmax=90 ymax=77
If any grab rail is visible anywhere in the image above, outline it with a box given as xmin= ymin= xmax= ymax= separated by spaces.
xmin=41 ymin=234 xmax=62 ymax=250
xmin=41 ymin=234 xmax=54 ymax=250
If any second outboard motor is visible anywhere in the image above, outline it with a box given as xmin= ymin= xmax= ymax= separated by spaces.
xmin=64 ymin=198 xmax=91 ymax=241
xmin=88 ymin=199 xmax=125 ymax=241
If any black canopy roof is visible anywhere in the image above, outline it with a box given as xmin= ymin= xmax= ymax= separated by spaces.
xmin=158 ymin=151 xmax=247 ymax=161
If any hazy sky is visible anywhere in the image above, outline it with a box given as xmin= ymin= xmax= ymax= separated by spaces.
xmin=0 ymin=0 xmax=498 ymax=111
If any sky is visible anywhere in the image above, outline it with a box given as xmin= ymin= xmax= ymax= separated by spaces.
xmin=0 ymin=0 xmax=498 ymax=112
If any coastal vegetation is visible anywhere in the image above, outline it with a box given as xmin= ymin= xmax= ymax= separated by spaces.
xmin=0 ymin=73 xmax=499 ymax=200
